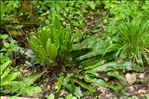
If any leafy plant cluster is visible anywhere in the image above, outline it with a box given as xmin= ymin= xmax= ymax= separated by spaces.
xmin=104 ymin=1 xmax=149 ymax=65
xmin=35 ymin=1 xmax=108 ymax=43
xmin=115 ymin=18 xmax=149 ymax=65
xmin=54 ymin=35 xmax=145 ymax=98
xmin=0 ymin=1 xmax=19 ymax=23
xmin=28 ymin=14 xmax=73 ymax=66
xmin=0 ymin=34 xmax=16 ymax=64
xmin=0 ymin=60 xmax=42 ymax=96
xmin=1 ymin=0 xmax=149 ymax=98
xmin=0 ymin=34 xmax=42 ymax=96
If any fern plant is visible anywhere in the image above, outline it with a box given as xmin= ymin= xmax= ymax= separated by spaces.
xmin=28 ymin=15 xmax=73 ymax=66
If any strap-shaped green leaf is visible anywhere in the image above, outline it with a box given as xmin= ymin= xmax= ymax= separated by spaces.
xmin=0 ymin=60 xmax=11 ymax=75
xmin=84 ymin=74 xmax=110 ymax=88
xmin=0 ymin=71 xmax=20 ymax=86
xmin=23 ymin=72 xmax=43 ymax=87
xmin=46 ymin=38 xmax=57 ymax=60
xmin=55 ymin=76 xmax=64 ymax=90
xmin=107 ymin=71 xmax=126 ymax=84
xmin=73 ymin=79 xmax=95 ymax=93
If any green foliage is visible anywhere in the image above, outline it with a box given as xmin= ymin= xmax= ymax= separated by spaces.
xmin=82 ymin=61 xmax=127 ymax=93
xmin=9 ymin=73 xmax=42 ymax=96
xmin=48 ymin=94 xmax=55 ymax=99
xmin=0 ymin=34 xmax=17 ymax=64
xmin=145 ymin=94 xmax=149 ymax=99
xmin=107 ymin=18 xmax=149 ymax=65
xmin=0 ymin=0 xmax=19 ymax=22
xmin=55 ymin=62 xmax=127 ymax=98
xmin=118 ymin=18 xmax=149 ymax=64
xmin=66 ymin=94 xmax=77 ymax=99
xmin=105 ymin=1 xmax=149 ymax=20
xmin=53 ymin=36 xmax=137 ymax=98
xmin=0 ymin=35 xmax=19 ymax=90
xmin=105 ymin=1 xmax=149 ymax=38
xmin=0 ymin=60 xmax=20 ymax=87
xmin=28 ymin=14 xmax=73 ymax=66
xmin=60 ymin=1 xmax=106 ymax=41
xmin=105 ymin=1 xmax=141 ymax=20
xmin=103 ymin=1 xmax=149 ymax=65
xmin=58 ymin=74 xmax=84 ymax=98
xmin=0 ymin=60 xmax=42 ymax=96
xmin=70 ymin=35 xmax=144 ymax=96
xmin=1 ymin=0 xmax=149 ymax=98
xmin=36 ymin=1 xmax=106 ymax=43
xmin=72 ymin=36 xmax=110 ymax=61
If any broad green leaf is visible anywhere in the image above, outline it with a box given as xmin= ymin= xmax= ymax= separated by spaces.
xmin=77 ymin=50 xmax=104 ymax=61
xmin=108 ymin=84 xmax=124 ymax=93
xmin=107 ymin=71 xmax=127 ymax=84
xmin=26 ymin=86 xmax=42 ymax=96
xmin=73 ymin=36 xmax=101 ymax=50
xmin=46 ymin=38 xmax=57 ymax=60
xmin=73 ymin=79 xmax=95 ymax=93
xmin=26 ymin=86 xmax=34 ymax=96
xmin=0 ymin=80 xmax=17 ymax=87
xmin=84 ymin=75 xmax=110 ymax=88
xmin=63 ymin=73 xmax=73 ymax=86
xmin=85 ymin=62 xmax=126 ymax=75
xmin=55 ymin=76 xmax=64 ymax=90
xmin=2 ymin=67 xmax=11 ymax=78
xmin=79 ymin=57 xmax=101 ymax=68
xmin=23 ymin=73 xmax=43 ymax=86
xmin=123 ymin=61 xmax=133 ymax=70
xmin=4 ymin=42 xmax=10 ymax=48
xmin=67 ymin=84 xmax=83 ymax=98
xmin=48 ymin=94 xmax=55 ymax=99
xmin=132 ymin=64 xmax=144 ymax=72
xmin=0 ymin=60 xmax=11 ymax=75
xmin=1 ymin=71 xmax=20 ymax=86
xmin=67 ymin=84 xmax=76 ymax=95
xmin=66 ymin=94 xmax=77 ymax=99
xmin=0 ymin=34 xmax=9 ymax=39
xmin=84 ymin=60 xmax=105 ymax=70
xmin=74 ymin=87 xmax=83 ymax=98
xmin=32 ymin=86 xmax=42 ymax=93
xmin=103 ymin=44 xmax=121 ymax=55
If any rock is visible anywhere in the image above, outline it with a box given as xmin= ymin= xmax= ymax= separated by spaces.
xmin=125 ymin=73 xmax=136 ymax=85
xmin=129 ymin=86 xmax=135 ymax=92
xmin=138 ymin=73 xmax=144 ymax=79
